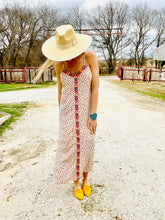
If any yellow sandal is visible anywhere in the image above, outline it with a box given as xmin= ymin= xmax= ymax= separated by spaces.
xmin=82 ymin=185 xmax=91 ymax=197
xmin=73 ymin=188 xmax=84 ymax=200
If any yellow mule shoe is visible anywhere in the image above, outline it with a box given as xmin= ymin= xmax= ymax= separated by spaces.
xmin=73 ymin=188 xmax=84 ymax=200
xmin=82 ymin=185 xmax=91 ymax=197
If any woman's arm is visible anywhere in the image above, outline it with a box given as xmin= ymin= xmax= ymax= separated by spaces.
xmin=54 ymin=62 xmax=62 ymax=107
xmin=86 ymin=51 xmax=99 ymax=135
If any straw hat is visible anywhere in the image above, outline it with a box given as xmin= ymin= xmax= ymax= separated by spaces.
xmin=42 ymin=24 xmax=92 ymax=61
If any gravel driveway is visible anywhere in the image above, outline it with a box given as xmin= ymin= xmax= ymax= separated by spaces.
xmin=0 ymin=77 xmax=165 ymax=220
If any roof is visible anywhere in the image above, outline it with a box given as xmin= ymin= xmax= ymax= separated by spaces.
xmin=153 ymin=43 xmax=165 ymax=61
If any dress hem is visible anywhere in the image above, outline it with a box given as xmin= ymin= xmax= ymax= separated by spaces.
xmin=54 ymin=169 xmax=93 ymax=184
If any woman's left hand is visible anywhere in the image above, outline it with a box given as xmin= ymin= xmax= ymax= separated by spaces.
xmin=87 ymin=117 xmax=97 ymax=135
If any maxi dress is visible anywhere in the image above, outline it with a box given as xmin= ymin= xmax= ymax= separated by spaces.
xmin=54 ymin=59 xmax=95 ymax=184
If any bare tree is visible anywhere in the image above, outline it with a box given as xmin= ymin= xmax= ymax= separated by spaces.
xmin=0 ymin=2 xmax=59 ymax=67
xmin=0 ymin=5 xmax=29 ymax=66
xmin=154 ymin=9 xmax=165 ymax=47
xmin=0 ymin=11 xmax=9 ymax=66
xmin=24 ymin=4 xmax=59 ymax=66
xmin=152 ymin=8 xmax=165 ymax=67
xmin=130 ymin=3 xmax=156 ymax=67
xmin=66 ymin=3 xmax=87 ymax=32
xmin=88 ymin=0 xmax=129 ymax=73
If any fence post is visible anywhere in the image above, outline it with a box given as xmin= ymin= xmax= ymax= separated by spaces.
xmin=29 ymin=69 xmax=31 ymax=84
xmin=143 ymin=69 xmax=146 ymax=81
xmin=0 ymin=70 xmax=3 ymax=82
xmin=4 ymin=69 xmax=7 ymax=82
xmin=118 ymin=65 xmax=121 ymax=80
xmin=23 ymin=67 xmax=27 ymax=83
xmin=42 ymin=71 xmax=44 ymax=82
xmin=121 ymin=67 xmax=123 ymax=80
xmin=10 ymin=71 xmax=12 ymax=82
xmin=145 ymin=68 xmax=148 ymax=82
xmin=50 ymin=68 xmax=52 ymax=81
xmin=149 ymin=69 xmax=151 ymax=82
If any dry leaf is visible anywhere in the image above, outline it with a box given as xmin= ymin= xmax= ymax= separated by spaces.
xmin=6 ymin=195 xmax=12 ymax=201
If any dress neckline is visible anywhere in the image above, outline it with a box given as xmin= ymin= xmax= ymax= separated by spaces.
xmin=62 ymin=65 xmax=88 ymax=77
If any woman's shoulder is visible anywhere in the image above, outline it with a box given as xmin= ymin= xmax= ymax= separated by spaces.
xmin=85 ymin=51 xmax=98 ymax=65
xmin=54 ymin=61 xmax=63 ymax=68
xmin=54 ymin=61 xmax=63 ymax=74
xmin=85 ymin=50 xmax=97 ymax=58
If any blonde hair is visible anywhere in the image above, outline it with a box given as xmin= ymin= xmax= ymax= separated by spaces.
xmin=32 ymin=59 xmax=54 ymax=83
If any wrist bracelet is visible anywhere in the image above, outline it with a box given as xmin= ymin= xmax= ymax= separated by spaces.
xmin=90 ymin=113 xmax=97 ymax=121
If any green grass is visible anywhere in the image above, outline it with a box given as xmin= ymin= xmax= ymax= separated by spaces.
xmin=0 ymin=102 xmax=29 ymax=136
xmin=134 ymin=90 xmax=165 ymax=100
xmin=110 ymin=80 xmax=165 ymax=101
xmin=0 ymin=81 xmax=57 ymax=92
xmin=0 ymin=81 xmax=57 ymax=136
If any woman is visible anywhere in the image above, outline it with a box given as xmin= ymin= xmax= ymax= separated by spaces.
xmin=32 ymin=24 xmax=99 ymax=200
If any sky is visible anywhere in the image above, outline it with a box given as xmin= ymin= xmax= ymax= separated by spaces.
xmin=82 ymin=0 xmax=165 ymax=10
xmin=0 ymin=0 xmax=165 ymax=11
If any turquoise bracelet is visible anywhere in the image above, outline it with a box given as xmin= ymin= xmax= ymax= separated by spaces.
xmin=90 ymin=113 xmax=97 ymax=121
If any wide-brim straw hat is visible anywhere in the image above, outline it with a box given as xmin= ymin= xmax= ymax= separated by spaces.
xmin=42 ymin=24 xmax=92 ymax=61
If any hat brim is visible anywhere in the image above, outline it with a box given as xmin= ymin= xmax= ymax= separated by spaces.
xmin=42 ymin=34 xmax=92 ymax=61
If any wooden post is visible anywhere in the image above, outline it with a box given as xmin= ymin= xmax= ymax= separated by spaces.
xmin=50 ymin=68 xmax=52 ymax=82
xmin=4 ymin=69 xmax=6 ymax=82
xmin=145 ymin=68 xmax=148 ymax=81
xmin=29 ymin=69 xmax=31 ymax=84
xmin=42 ymin=71 xmax=44 ymax=82
xmin=149 ymin=69 xmax=152 ymax=82
xmin=10 ymin=71 xmax=12 ymax=82
xmin=0 ymin=70 xmax=3 ymax=82
xmin=143 ymin=69 xmax=146 ymax=81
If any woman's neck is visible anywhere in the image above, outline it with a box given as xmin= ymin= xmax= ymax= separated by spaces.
xmin=64 ymin=52 xmax=85 ymax=70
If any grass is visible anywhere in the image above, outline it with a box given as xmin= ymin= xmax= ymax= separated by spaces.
xmin=0 ymin=81 xmax=57 ymax=92
xmin=0 ymin=81 xmax=57 ymax=136
xmin=110 ymin=80 xmax=165 ymax=101
xmin=0 ymin=102 xmax=29 ymax=136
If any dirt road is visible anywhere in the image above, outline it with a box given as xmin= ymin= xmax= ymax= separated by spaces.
xmin=0 ymin=78 xmax=165 ymax=220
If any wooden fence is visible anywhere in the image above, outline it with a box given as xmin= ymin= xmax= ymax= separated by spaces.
xmin=118 ymin=65 xmax=165 ymax=82
xmin=0 ymin=67 xmax=52 ymax=83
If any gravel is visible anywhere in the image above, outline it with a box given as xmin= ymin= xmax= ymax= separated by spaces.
xmin=0 ymin=77 xmax=165 ymax=220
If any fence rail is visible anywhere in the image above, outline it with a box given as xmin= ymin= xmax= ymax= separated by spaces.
xmin=0 ymin=67 xmax=52 ymax=83
xmin=118 ymin=65 xmax=165 ymax=82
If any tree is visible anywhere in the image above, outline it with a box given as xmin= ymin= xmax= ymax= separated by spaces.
xmin=0 ymin=2 xmax=59 ymax=67
xmin=0 ymin=5 xmax=29 ymax=66
xmin=66 ymin=3 xmax=87 ymax=32
xmin=88 ymin=0 xmax=129 ymax=73
xmin=152 ymin=8 xmax=165 ymax=67
xmin=23 ymin=4 xmax=59 ymax=66
xmin=130 ymin=3 xmax=156 ymax=67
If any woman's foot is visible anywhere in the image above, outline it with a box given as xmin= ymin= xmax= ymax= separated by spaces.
xmin=73 ymin=180 xmax=81 ymax=190
xmin=82 ymin=178 xmax=91 ymax=197
xmin=73 ymin=180 xmax=84 ymax=200
xmin=83 ymin=178 xmax=90 ymax=186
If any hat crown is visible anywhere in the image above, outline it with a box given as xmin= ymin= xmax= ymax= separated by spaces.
xmin=42 ymin=24 xmax=92 ymax=61
xmin=55 ymin=25 xmax=77 ymax=46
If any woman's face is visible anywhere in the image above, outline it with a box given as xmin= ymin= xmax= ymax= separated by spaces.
xmin=66 ymin=53 xmax=84 ymax=63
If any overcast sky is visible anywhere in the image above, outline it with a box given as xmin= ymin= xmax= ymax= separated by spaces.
xmin=60 ymin=0 xmax=165 ymax=10
xmin=0 ymin=0 xmax=165 ymax=11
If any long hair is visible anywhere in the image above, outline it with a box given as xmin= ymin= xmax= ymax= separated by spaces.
xmin=32 ymin=59 xmax=54 ymax=83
